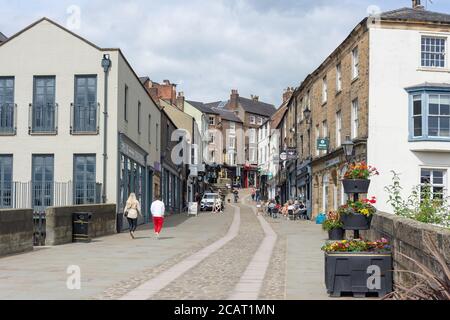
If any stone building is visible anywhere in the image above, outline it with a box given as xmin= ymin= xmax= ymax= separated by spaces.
xmin=287 ymin=2 xmax=450 ymax=218
xmin=225 ymin=90 xmax=277 ymax=188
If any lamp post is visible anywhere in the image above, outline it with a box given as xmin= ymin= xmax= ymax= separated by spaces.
xmin=101 ymin=54 xmax=111 ymax=204
xmin=342 ymin=135 xmax=355 ymax=163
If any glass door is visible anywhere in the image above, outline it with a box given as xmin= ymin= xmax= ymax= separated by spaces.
xmin=32 ymin=155 xmax=54 ymax=211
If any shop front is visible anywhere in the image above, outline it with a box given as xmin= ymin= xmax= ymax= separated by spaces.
xmin=296 ymin=160 xmax=312 ymax=219
xmin=118 ymin=133 xmax=148 ymax=231
xmin=162 ymin=165 xmax=182 ymax=214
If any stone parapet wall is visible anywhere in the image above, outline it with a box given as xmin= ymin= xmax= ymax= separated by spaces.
xmin=0 ymin=209 xmax=33 ymax=257
xmin=46 ymin=204 xmax=116 ymax=245
xmin=361 ymin=211 xmax=450 ymax=285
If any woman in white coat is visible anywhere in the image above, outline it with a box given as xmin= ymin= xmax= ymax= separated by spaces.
xmin=124 ymin=193 xmax=142 ymax=239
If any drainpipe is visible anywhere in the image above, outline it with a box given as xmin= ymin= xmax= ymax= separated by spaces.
xmin=101 ymin=54 xmax=112 ymax=203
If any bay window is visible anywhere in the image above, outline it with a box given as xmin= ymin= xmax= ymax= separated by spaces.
xmin=407 ymin=86 xmax=450 ymax=140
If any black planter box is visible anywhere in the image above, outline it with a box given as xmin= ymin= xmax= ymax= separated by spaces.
xmin=342 ymin=179 xmax=370 ymax=194
xmin=328 ymin=228 xmax=344 ymax=240
xmin=324 ymin=252 xmax=393 ymax=298
xmin=341 ymin=213 xmax=372 ymax=230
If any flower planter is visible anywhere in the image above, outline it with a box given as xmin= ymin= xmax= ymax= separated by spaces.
xmin=328 ymin=228 xmax=344 ymax=240
xmin=342 ymin=179 xmax=370 ymax=194
xmin=324 ymin=251 xmax=393 ymax=298
xmin=341 ymin=213 xmax=372 ymax=230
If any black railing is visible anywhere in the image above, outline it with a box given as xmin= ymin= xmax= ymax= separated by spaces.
xmin=70 ymin=102 xmax=100 ymax=134
xmin=0 ymin=103 xmax=16 ymax=135
xmin=29 ymin=102 xmax=58 ymax=134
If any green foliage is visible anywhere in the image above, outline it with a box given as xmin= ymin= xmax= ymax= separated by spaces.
xmin=384 ymin=171 xmax=450 ymax=228
xmin=322 ymin=218 xmax=343 ymax=231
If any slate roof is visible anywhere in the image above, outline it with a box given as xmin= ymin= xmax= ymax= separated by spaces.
xmin=238 ymin=97 xmax=277 ymax=117
xmin=186 ymin=100 xmax=220 ymax=115
xmin=211 ymin=107 xmax=243 ymax=123
xmin=405 ymin=82 xmax=450 ymax=90
xmin=270 ymin=104 xmax=288 ymax=129
xmin=139 ymin=76 xmax=149 ymax=84
xmin=381 ymin=7 xmax=450 ymax=24
xmin=0 ymin=32 xmax=7 ymax=43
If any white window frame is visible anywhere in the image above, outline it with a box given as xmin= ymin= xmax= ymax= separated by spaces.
xmin=258 ymin=117 xmax=263 ymax=125
xmin=315 ymin=124 xmax=320 ymax=156
xmin=336 ymin=110 xmax=342 ymax=147
xmin=249 ymin=115 xmax=256 ymax=125
xmin=420 ymin=35 xmax=447 ymax=69
xmin=249 ymin=147 xmax=257 ymax=163
xmin=249 ymin=128 xmax=256 ymax=144
xmin=336 ymin=63 xmax=342 ymax=92
xmin=352 ymin=47 xmax=359 ymax=80
xmin=351 ymin=99 xmax=359 ymax=139
xmin=209 ymin=116 xmax=215 ymax=125
xmin=420 ymin=167 xmax=448 ymax=199
xmin=322 ymin=76 xmax=328 ymax=104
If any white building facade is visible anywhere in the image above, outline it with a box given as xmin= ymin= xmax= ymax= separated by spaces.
xmin=367 ymin=10 xmax=450 ymax=213
xmin=0 ymin=18 xmax=161 ymax=229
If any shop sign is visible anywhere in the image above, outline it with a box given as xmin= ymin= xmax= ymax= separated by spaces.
xmin=120 ymin=135 xmax=146 ymax=165
xmin=317 ymin=138 xmax=329 ymax=150
xmin=189 ymin=165 xmax=198 ymax=177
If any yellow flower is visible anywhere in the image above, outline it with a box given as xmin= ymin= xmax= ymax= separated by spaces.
xmin=359 ymin=208 xmax=369 ymax=216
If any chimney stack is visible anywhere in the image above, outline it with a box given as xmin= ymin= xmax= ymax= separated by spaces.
xmin=283 ymin=87 xmax=294 ymax=103
xmin=251 ymin=95 xmax=259 ymax=102
xmin=176 ymin=91 xmax=185 ymax=111
xmin=412 ymin=0 xmax=424 ymax=10
xmin=229 ymin=89 xmax=239 ymax=110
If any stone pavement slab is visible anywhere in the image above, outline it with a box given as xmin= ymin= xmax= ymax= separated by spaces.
xmin=0 ymin=211 xmax=233 ymax=300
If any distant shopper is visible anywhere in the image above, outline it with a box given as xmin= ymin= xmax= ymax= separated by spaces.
xmin=124 ymin=193 xmax=142 ymax=239
xmin=251 ymin=187 xmax=256 ymax=201
xmin=255 ymin=189 xmax=261 ymax=202
xmin=233 ymin=188 xmax=239 ymax=203
xmin=150 ymin=195 xmax=166 ymax=239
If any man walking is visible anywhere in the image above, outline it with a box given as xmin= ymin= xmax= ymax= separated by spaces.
xmin=150 ymin=195 xmax=165 ymax=239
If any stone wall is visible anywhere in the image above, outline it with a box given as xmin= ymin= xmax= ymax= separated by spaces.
xmin=45 ymin=204 xmax=116 ymax=245
xmin=0 ymin=209 xmax=33 ymax=256
xmin=361 ymin=211 xmax=450 ymax=286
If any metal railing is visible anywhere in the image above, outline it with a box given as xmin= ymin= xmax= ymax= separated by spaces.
xmin=28 ymin=102 xmax=58 ymax=134
xmin=70 ymin=102 xmax=100 ymax=134
xmin=2 ymin=181 xmax=102 ymax=246
xmin=0 ymin=103 xmax=17 ymax=135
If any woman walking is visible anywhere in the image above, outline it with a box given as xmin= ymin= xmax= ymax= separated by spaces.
xmin=124 ymin=193 xmax=142 ymax=239
xmin=150 ymin=195 xmax=166 ymax=239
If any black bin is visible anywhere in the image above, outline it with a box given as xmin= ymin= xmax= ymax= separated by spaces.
xmin=72 ymin=212 xmax=92 ymax=243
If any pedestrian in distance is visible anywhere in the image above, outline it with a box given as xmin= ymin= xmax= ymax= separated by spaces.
xmin=233 ymin=188 xmax=239 ymax=203
xmin=251 ymin=187 xmax=256 ymax=201
xmin=150 ymin=195 xmax=165 ymax=239
xmin=124 ymin=193 xmax=142 ymax=239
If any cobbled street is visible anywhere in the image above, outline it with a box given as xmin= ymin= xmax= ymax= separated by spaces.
xmin=0 ymin=190 xmax=345 ymax=300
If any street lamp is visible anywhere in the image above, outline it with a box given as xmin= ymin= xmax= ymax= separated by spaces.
xmin=303 ymin=107 xmax=311 ymax=123
xmin=342 ymin=135 xmax=354 ymax=163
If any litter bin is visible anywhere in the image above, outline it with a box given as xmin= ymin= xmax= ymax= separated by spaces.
xmin=73 ymin=212 xmax=92 ymax=243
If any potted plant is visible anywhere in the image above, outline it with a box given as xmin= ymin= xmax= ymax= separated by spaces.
xmin=322 ymin=211 xmax=344 ymax=240
xmin=342 ymin=162 xmax=379 ymax=193
xmin=338 ymin=197 xmax=377 ymax=230
xmin=322 ymin=238 xmax=393 ymax=297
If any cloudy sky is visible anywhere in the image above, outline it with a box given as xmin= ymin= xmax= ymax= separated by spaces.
xmin=1 ymin=0 xmax=449 ymax=106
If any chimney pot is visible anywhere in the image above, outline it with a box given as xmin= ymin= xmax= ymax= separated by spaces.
xmin=412 ymin=0 xmax=424 ymax=9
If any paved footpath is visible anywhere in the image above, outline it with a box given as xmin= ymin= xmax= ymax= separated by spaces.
xmin=0 ymin=190 xmax=357 ymax=300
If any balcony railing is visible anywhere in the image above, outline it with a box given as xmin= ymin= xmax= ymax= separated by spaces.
xmin=0 ymin=103 xmax=17 ymax=135
xmin=28 ymin=102 xmax=58 ymax=134
xmin=0 ymin=181 xmax=102 ymax=212
xmin=70 ymin=102 xmax=100 ymax=134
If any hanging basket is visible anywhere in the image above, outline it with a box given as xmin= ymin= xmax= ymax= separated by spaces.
xmin=342 ymin=179 xmax=370 ymax=194
xmin=340 ymin=213 xmax=372 ymax=230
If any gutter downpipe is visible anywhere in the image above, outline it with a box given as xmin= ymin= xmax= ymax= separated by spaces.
xmin=101 ymin=54 xmax=112 ymax=204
